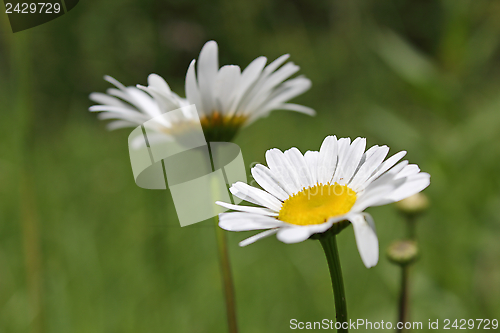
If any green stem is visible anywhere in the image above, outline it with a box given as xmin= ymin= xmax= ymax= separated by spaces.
xmin=207 ymin=142 xmax=238 ymax=333
xmin=397 ymin=265 xmax=409 ymax=333
xmin=398 ymin=213 xmax=417 ymax=332
xmin=406 ymin=215 xmax=417 ymax=240
xmin=214 ymin=216 xmax=238 ymax=333
xmin=400 ymin=214 xmax=417 ymax=333
xmin=319 ymin=234 xmax=348 ymax=332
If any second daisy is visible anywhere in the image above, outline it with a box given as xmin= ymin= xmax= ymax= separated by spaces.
xmin=216 ymin=136 xmax=430 ymax=332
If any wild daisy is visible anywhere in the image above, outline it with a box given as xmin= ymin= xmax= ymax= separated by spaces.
xmin=89 ymin=40 xmax=314 ymax=142
xmin=218 ymin=136 xmax=430 ymax=267
xmin=216 ymin=136 xmax=430 ymax=331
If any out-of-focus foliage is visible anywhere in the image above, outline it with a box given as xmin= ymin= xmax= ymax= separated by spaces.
xmin=1 ymin=0 xmax=500 ymax=332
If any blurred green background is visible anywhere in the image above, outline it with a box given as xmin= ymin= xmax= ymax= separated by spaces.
xmin=1 ymin=0 xmax=500 ymax=332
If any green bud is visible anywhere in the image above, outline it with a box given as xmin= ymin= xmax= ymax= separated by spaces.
xmin=386 ymin=240 xmax=419 ymax=266
xmin=396 ymin=193 xmax=429 ymax=216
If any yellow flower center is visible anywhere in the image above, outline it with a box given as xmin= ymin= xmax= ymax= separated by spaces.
xmin=200 ymin=111 xmax=247 ymax=129
xmin=201 ymin=112 xmax=248 ymax=142
xmin=278 ymin=183 xmax=357 ymax=226
xmin=159 ymin=111 xmax=248 ymax=142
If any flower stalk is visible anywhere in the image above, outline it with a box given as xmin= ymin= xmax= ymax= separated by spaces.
xmin=208 ymin=143 xmax=238 ymax=333
xmin=319 ymin=232 xmax=348 ymax=332
xmin=399 ymin=215 xmax=417 ymax=332
xmin=387 ymin=239 xmax=419 ymax=333
xmin=391 ymin=193 xmax=428 ymax=332
xmin=398 ymin=265 xmax=410 ymax=332
xmin=214 ymin=216 xmax=238 ymax=333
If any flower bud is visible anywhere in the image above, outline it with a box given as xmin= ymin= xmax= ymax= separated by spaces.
xmin=396 ymin=193 xmax=429 ymax=216
xmin=386 ymin=240 xmax=419 ymax=266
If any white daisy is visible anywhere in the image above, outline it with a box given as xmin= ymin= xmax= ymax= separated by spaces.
xmin=89 ymin=40 xmax=314 ymax=142
xmin=216 ymin=136 xmax=430 ymax=268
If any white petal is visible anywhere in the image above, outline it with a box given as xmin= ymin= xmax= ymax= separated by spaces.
xmin=218 ymin=212 xmax=285 ymax=231
xmin=106 ymin=120 xmax=138 ymax=130
xmin=304 ymin=151 xmax=319 ymax=185
xmin=185 ymin=60 xmax=203 ymax=114
xmin=230 ymin=182 xmax=283 ymax=211
xmin=387 ymin=160 xmax=409 ymax=174
xmin=383 ymin=173 xmax=430 ymax=203
xmin=265 ymin=148 xmax=301 ymax=194
xmin=236 ymin=54 xmax=290 ymax=112
xmin=361 ymin=151 xmax=407 ymax=189
xmin=349 ymin=146 xmax=390 ymax=191
xmin=349 ymin=213 xmax=379 ymax=268
xmin=105 ymin=88 xmax=138 ymax=107
xmin=276 ymin=227 xmax=313 ymax=243
xmin=284 ymin=147 xmax=313 ymax=188
xmin=254 ymin=77 xmax=311 ymax=114
xmin=91 ymin=106 xmax=149 ymax=123
xmin=214 ymin=65 xmax=241 ymax=113
xmin=104 ymin=75 xmax=127 ymax=90
xmin=215 ymin=201 xmax=279 ymax=216
xmin=307 ymin=220 xmax=336 ymax=233
xmin=88 ymin=104 xmax=134 ymax=113
xmin=337 ymin=137 xmax=366 ymax=185
xmin=125 ymin=87 xmax=162 ymax=118
xmin=230 ymin=56 xmax=267 ymax=114
xmin=239 ymin=229 xmax=279 ymax=246
xmin=274 ymin=103 xmax=316 ymax=116
xmin=238 ymin=228 xmax=279 ymax=247
xmin=264 ymin=61 xmax=300 ymax=87
xmin=89 ymin=92 xmax=131 ymax=108
xmin=197 ymin=41 xmax=219 ymax=114
xmin=228 ymin=185 xmax=261 ymax=206
xmin=395 ymin=164 xmax=420 ymax=179
xmin=352 ymin=173 xmax=405 ymax=212
xmin=317 ymin=136 xmax=338 ymax=185
xmin=263 ymin=54 xmax=290 ymax=76
xmin=246 ymin=77 xmax=312 ymax=121
xmin=251 ymin=164 xmax=290 ymax=201
xmin=352 ymin=145 xmax=378 ymax=176
xmin=251 ymin=62 xmax=300 ymax=103
xmin=361 ymin=144 xmax=381 ymax=161
xmin=331 ymin=137 xmax=351 ymax=183
xmin=138 ymin=74 xmax=186 ymax=113
xmin=277 ymin=221 xmax=335 ymax=244
xmin=147 ymin=73 xmax=172 ymax=93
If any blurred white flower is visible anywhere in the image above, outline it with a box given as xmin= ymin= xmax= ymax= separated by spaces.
xmin=216 ymin=136 xmax=431 ymax=268
xmin=89 ymin=40 xmax=314 ymax=142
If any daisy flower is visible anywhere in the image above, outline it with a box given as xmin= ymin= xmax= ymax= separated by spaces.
xmin=217 ymin=136 xmax=430 ymax=268
xmin=89 ymin=40 xmax=314 ymax=142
